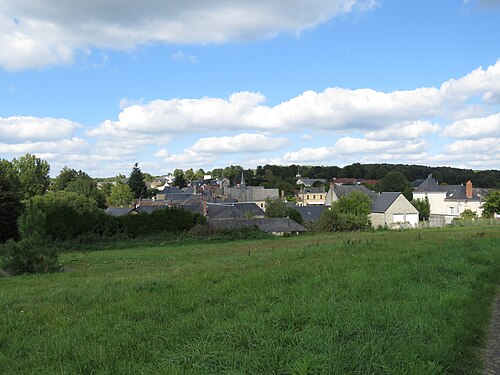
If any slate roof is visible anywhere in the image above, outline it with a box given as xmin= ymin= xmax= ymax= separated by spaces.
xmin=105 ymin=207 xmax=137 ymax=216
xmin=444 ymin=185 xmax=480 ymax=201
xmin=301 ymin=187 xmax=327 ymax=194
xmin=371 ymin=192 xmax=401 ymax=213
xmin=412 ymin=179 xmax=425 ymax=188
xmin=414 ymin=176 xmax=442 ymax=192
xmin=292 ymin=205 xmax=327 ymax=221
xmin=333 ymin=185 xmax=378 ymax=200
xmin=415 ymin=176 xmax=481 ymax=201
xmin=224 ymin=186 xmax=279 ymax=202
xmin=208 ymin=218 xmax=308 ymax=233
xmin=296 ymin=178 xmax=326 ymax=186
xmin=136 ymin=205 xmax=167 ymax=214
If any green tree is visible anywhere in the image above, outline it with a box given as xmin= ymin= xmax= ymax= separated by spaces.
xmin=379 ymin=171 xmax=413 ymax=201
xmin=12 ymin=154 xmax=50 ymax=200
xmin=108 ymin=183 xmax=135 ymax=207
xmin=174 ymin=169 xmax=187 ymax=188
xmin=184 ymin=168 xmax=195 ymax=183
xmin=51 ymin=166 xmax=79 ymax=191
xmin=65 ymin=177 xmax=106 ymax=208
xmin=482 ymin=190 xmax=500 ymax=218
xmin=265 ymin=198 xmax=303 ymax=224
xmin=194 ymin=169 xmax=205 ymax=180
xmin=128 ymin=163 xmax=146 ymax=199
xmin=211 ymin=168 xmax=223 ymax=179
xmin=265 ymin=198 xmax=288 ymax=218
xmin=1 ymin=200 xmax=59 ymax=275
xmin=0 ymin=166 xmax=23 ymax=243
xmin=412 ymin=197 xmax=430 ymax=221
xmin=319 ymin=191 xmax=371 ymax=231
xmin=460 ymin=209 xmax=477 ymax=220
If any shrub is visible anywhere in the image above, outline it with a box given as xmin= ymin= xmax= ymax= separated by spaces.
xmin=1 ymin=200 xmax=60 ymax=275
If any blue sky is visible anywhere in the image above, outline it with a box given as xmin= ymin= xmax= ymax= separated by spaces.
xmin=1 ymin=0 xmax=500 ymax=177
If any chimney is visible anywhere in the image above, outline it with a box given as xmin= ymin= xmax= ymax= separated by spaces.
xmin=466 ymin=180 xmax=473 ymax=199
xmin=193 ymin=185 xmax=197 ymax=195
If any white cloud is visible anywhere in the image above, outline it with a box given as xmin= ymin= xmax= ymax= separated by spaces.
xmin=365 ymin=121 xmax=441 ymax=140
xmin=443 ymin=137 xmax=500 ymax=155
xmin=0 ymin=116 xmax=80 ymax=142
xmin=281 ymin=138 xmax=427 ymax=164
xmin=89 ymin=60 xmax=500 ymax=140
xmin=441 ymin=112 xmax=500 ymax=139
xmin=157 ymin=148 xmax=217 ymax=169
xmin=191 ymin=133 xmax=288 ymax=153
xmin=0 ymin=138 xmax=88 ymax=154
xmin=0 ymin=0 xmax=376 ymax=70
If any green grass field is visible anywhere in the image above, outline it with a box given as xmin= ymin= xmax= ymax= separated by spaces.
xmin=1 ymin=226 xmax=499 ymax=374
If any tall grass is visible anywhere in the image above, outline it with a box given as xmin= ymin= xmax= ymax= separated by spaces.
xmin=1 ymin=226 xmax=499 ymax=374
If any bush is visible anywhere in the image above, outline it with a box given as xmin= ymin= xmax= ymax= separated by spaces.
xmin=318 ymin=191 xmax=371 ymax=232
xmin=1 ymin=200 xmax=60 ymax=275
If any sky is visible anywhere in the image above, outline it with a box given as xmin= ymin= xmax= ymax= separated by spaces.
xmin=1 ymin=0 xmax=500 ymax=177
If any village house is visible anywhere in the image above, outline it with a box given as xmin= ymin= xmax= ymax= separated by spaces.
xmin=413 ymin=175 xmax=483 ymax=225
xmin=295 ymin=187 xmax=327 ymax=206
xmin=370 ymin=192 xmax=419 ymax=228
xmin=223 ymin=174 xmax=279 ymax=210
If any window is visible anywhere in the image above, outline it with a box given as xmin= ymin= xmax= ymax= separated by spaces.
xmin=449 ymin=207 xmax=455 ymax=215
xmin=307 ymin=195 xmax=310 ymax=199
xmin=313 ymin=195 xmax=316 ymax=199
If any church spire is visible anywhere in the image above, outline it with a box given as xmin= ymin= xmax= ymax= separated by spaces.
xmin=240 ymin=172 xmax=246 ymax=188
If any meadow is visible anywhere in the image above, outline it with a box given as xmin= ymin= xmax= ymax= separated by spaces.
xmin=1 ymin=226 xmax=499 ymax=374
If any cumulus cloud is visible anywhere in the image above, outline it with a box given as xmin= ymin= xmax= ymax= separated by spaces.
xmin=441 ymin=112 xmax=500 ymax=139
xmin=0 ymin=116 xmax=80 ymax=142
xmin=89 ymin=60 xmax=500 ymax=140
xmin=0 ymin=0 xmax=376 ymax=70
xmin=443 ymin=137 xmax=499 ymax=155
xmin=365 ymin=121 xmax=441 ymax=140
xmin=0 ymin=138 xmax=88 ymax=154
xmin=281 ymin=138 xmax=427 ymax=164
xmin=191 ymin=133 xmax=289 ymax=153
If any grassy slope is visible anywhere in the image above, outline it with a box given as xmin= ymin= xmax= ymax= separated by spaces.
xmin=1 ymin=226 xmax=499 ymax=374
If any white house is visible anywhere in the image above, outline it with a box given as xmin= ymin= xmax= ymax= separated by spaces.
xmin=413 ymin=176 xmax=483 ymax=225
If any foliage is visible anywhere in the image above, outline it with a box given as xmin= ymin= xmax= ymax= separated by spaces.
xmin=482 ymin=190 xmax=500 ymax=218
xmin=108 ymin=183 xmax=135 ymax=207
xmin=265 ymin=198 xmax=303 ymax=224
xmin=378 ymin=171 xmax=413 ymax=200
xmin=1 ymin=200 xmax=59 ymax=274
xmin=51 ymin=167 xmax=89 ymax=191
xmin=22 ymin=193 xmax=206 ymax=242
xmin=12 ymin=153 xmax=50 ymax=200
xmin=412 ymin=196 xmax=430 ymax=221
xmin=335 ymin=191 xmax=372 ymax=216
xmin=0 ymin=165 xmax=23 ymax=243
xmin=66 ymin=176 xmax=106 ymax=208
xmin=144 ymin=188 xmax=160 ymax=199
xmin=173 ymin=169 xmax=187 ymax=189
xmin=319 ymin=191 xmax=371 ymax=231
xmin=31 ymin=191 xmax=102 ymax=241
xmin=460 ymin=209 xmax=478 ymax=221
xmin=128 ymin=163 xmax=147 ymax=199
